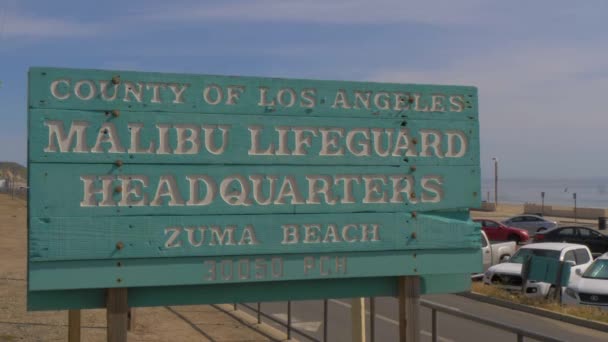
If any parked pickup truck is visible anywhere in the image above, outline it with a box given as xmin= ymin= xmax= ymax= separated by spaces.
xmin=473 ymin=231 xmax=517 ymax=279
xmin=483 ymin=243 xmax=593 ymax=298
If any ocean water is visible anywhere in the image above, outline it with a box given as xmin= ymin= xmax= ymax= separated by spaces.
xmin=481 ymin=178 xmax=608 ymax=208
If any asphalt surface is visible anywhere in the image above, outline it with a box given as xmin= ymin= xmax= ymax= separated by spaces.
xmin=239 ymin=294 xmax=608 ymax=342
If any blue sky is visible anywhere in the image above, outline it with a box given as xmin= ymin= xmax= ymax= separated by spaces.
xmin=1 ymin=0 xmax=607 ymax=179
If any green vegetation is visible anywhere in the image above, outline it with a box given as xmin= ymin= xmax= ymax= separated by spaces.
xmin=471 ymin=282 xmax=608 ymax=324
xmin=0 ymin=162 xmax=26 ymax=180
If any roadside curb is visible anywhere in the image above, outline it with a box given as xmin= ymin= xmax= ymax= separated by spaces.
xmin=459 ymin=292 xmax=608 ymax=333
xmin=213 ymin=304 xmax=298 ymax=341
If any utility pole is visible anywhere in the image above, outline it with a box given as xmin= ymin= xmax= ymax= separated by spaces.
xmin=492 ymin=157 xmax=499 ymax=208
xmin=541 ymin=192 xmax=545 ymax=215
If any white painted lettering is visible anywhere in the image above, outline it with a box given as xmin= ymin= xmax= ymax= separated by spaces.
xmin=127 ymin=123 xmax=155 ymax=154
xmin=164 ymin=227 xmax=183 ymax=248
xmin=91 ymin=123 xmax=126 ymax=153
xmin=150 ymin=175 xmax=185 ymax=206
xmin=203 ymin=84 xmax=223 ymax=105
xmin=118 ymin=175 xmax=149 ymax=206
xmin=123 ymin=82 xmax=144 ymax=102
xmin=74 ymin=80 xmax=96 ymax=100
xmin=168 ymin=83 xmax=189 ymax=104
xmin=44 ymin=120 xmax=89 ymax=153
xmin=50 ymin=79 xmax=71 ymax=100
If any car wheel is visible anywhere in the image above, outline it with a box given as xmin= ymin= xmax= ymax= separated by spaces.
xmin=507 ymin=234 xmax=520 ymax=243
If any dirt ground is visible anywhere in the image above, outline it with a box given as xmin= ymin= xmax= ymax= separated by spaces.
xmin=0 ymin=193 xmax=272 ymax=342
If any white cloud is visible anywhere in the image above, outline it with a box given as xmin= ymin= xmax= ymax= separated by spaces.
xmin=372 ymin=43 xmax=608 ymax=113
xmin=140 ymin=0 xmax=490 ymax=26
xmin=0 ymin=0 xmax=487 ymax=41
xmin=371 ymin=42 xmax=608 ymax=178
xmin=1 ymin=12 xmax=100 ymax=38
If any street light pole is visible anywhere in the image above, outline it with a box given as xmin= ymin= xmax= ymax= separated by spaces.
xmin=541 ymin=192 xmax=545 ymax=215
xmin=492 ymin=157 xmax=499 ymax=209
xmin=573 ymin=192 xmax=577 ymax=222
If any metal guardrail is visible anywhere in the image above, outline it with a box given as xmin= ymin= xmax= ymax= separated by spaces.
xmin=420 ymin=299 xmax=563 ymax=342
xmin=237 ymin=302 xmax=321 ymax=341
xmin=236 ymin=297 xmax=565 ymax=342
xmin=0 ymin=186 xmax=28 ymax=200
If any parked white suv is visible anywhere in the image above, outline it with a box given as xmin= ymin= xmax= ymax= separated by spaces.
xmin=483 ymin=243 xmax=593 ymax=298
xmin=563 ymin=252 xmax=608 ymax=309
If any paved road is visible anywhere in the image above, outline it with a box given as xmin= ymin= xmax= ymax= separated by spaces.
xmin=239 ymin=294 xmax=608 ymax=342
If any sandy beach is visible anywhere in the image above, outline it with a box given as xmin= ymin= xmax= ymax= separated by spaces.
xmin=471 ymin=202 xmax=602 ymax=228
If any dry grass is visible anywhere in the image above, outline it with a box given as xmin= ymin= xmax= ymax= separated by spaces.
xmin=471 ymin=282 xmax=608 ymax=324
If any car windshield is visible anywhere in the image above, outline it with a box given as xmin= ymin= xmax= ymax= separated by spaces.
xmin=509 ymin=248 xmax=560 ymax=264
xmin=582 ymin=260 xmax=608 ymax=280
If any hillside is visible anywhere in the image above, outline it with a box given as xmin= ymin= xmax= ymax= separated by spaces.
xmin=0 ymin=162 xmax=27 ymax=180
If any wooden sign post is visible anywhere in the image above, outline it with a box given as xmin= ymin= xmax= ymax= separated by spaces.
xmin=68 ymin=310 xmax=81 ymax=342
xmin=26 ymin=67 xmax=480 ymax=340
xmin=107 ymin=289 xmax=128 ymax=342
xmin=399 ymin=276 xmax=421 ymax=342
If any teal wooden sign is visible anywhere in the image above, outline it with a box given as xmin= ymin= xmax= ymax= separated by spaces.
xmin=27 ymin=67 xmax=480 ymax=310
xmin=527 ymin=256 xmax=572 ymax=286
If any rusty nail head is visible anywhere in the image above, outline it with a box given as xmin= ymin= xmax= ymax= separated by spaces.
xmin=111 ymin=75 xmax=121 ymax=85
xmin=411 ymin=211 xmax=417 ymax=218
xmin=410 ymin=165 xmax=417 ymax=172
xmin=411 ymin=232 xmax=417 ymax=239
xmin=115 ymin=185 xmax=123 ymax=193
xmin=116 ymin=241 xmax=124 ymax=250
xmin=410 ymin=192 xmax=416 ymax=199
xmin=112 ymin=109 xmax=120 ymax=117
xmin=414 ymin=268 xmax=418 ymax=273
xmin=412 ymin=138 xmax=418 ymax=145
xmin=117 ymin=278 xmax=122 ymax=283
xmin=115 ymin=160 xmax=123 ymax=167
xmin=408 ymin=96 xmax=414 ymax=103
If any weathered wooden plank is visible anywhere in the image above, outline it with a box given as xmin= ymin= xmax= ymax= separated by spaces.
xmin=28 ymin=109 xmax=479 ymax=166
xmin=29 ymin=212 xmax=480 ymax=261
xmin=28 ymin=164 xmax=480 ymax=217
xmin=28 ymin=249 xmax=481 ymax=291
xmin=27 ymin=66 xmax=482 ymax=311
xmin=420 ymin=273 xmax=471 ymax=294
xmin=28 ymin=273 xmax=472 ymax=311
xmin=29 ymin=67 xmax=478 ymax=120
